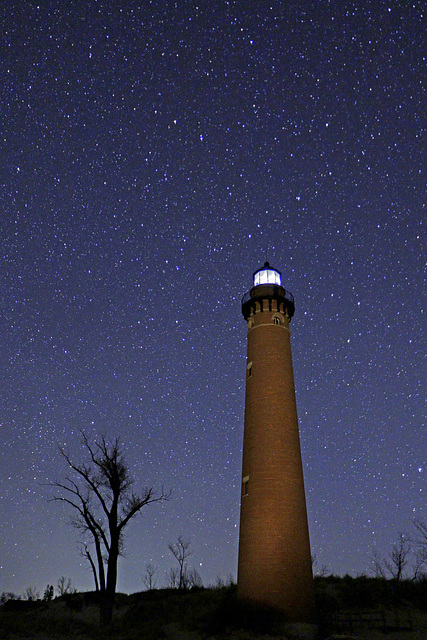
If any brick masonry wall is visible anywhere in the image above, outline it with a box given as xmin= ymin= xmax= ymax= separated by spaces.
xmin=237 ymin=296 xmax=315 ymax=622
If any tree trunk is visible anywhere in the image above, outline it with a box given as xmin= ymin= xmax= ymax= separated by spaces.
xmin=100 ymin=589 xmax=115 ymax=628
xmin=95 ymin=536 xmax=106 ymax=594
xmin=99 ymin=543 xmax=119 ymax=627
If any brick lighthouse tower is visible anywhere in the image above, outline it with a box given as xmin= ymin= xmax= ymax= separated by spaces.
xmin=237 ymin=262 xmax=315 ymax=623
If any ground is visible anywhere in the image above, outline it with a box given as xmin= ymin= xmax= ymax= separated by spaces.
xmin=1 ymin=579 xmax=426 ymax=639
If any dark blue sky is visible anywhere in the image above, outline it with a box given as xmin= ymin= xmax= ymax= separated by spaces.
xmin=1 ymin=0 xmax=424 ymax=595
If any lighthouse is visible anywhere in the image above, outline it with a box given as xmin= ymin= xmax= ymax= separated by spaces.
xmin=237 ymin=262 xmax=315 ymax=623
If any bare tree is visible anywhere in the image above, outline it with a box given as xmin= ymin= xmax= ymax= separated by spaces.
xmin=166 ymin=565 xmax=203 ymax=589
xmin=384 ymin=533 xmax=411 ymax=581
xmin=167 ymin=536 xmax=203 ymax=590
xmin=212 ymin=574 xmax=235 ymax=589
xmin=412 ymin=519 xmax=427 ymax=564
xmin=168 ymin=536 xmax=192 ymax=590
xmin=312 ymin=554 xmax=328 ymax=578
xmin=411 ymin=519 xmax=427 ymax=580
xmin=186 ymin=568 xmax=203 ymax=588
xmin=371 ymin=547 xmax=387 ymax=579
xmin=167 ymin=566 xmax=180 ymax=589
xmin=24 ymin=586 xmax=39 ymax=601
xmin=50 ymin=432 xmax=169 ymax=626
xmin=142 ymin=563 xmax=158 ymax=590
xmin=56 ymin=576 xmax=76 ymax=596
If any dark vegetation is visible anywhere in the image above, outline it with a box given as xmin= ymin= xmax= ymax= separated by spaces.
xmin=315 ymin=574 xmax=427 ymax=638
xmin=1 ymin=577 xmax=427 ymax=639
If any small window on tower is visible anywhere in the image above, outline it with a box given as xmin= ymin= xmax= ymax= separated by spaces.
xmin=247 ymin=362 xmax=252 ymax=377
xmin=273 ymin=315 xmax=282 ymax=325
xmin=242 ymin=476 xmax=249 ymax=496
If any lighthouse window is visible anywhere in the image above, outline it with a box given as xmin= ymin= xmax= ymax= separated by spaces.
xmin=242 ymin=476 xmax=249 ymax=496
xmin=273 ymin=316 xmax=281 ymax=325
xmin=247 ymin=362 xmax=252 ymax=377
xmin=254 ymin=268 xmax=281 ymax=286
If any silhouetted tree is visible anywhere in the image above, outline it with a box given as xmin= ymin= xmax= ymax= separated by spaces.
xmin=56 ymin=576 xmax=75 ymax=596
xmin=371 ymin=534 xmax=412 ymax=582
xmin=385 ymin=533 xmax=411 ymax=581
xmin=168 ymin=536 xmax=192 ymax=589
xmin=50 ymin=432 xmax=169 ymax=626
xmin=186 ymin=567 xmax=203 ymax=588
xmin=167 ymin=566 xmax=180 ymax=589
xmin=371 ymin=547 xmax=386 ymax=579
xmin=43 ymin=585 xmax=54 ymax=601
xmin=167 ymin=536 xmax=203 ymax=589
xmin=24 ymin=586 xmax=39 ymax=601
xmin=142 ymin=563 xmax=158 ymax=590
xmin=412 ymin=518 xmax=427 ymax=580
xmin=412 ymin=519 xmax=427 ymax=564
xmin=312 ymin=554 xmax=328 ymax=578
xmin=0 ymin=592 xmax=21 ymax=603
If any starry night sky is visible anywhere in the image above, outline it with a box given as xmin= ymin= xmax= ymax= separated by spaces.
xmin=1 ymin=1 xmax=425 ymax=596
